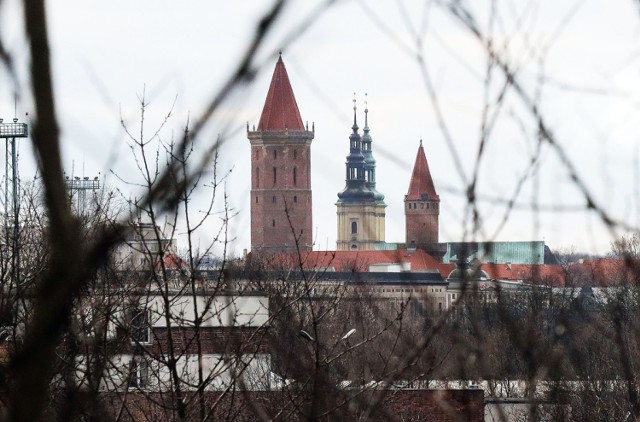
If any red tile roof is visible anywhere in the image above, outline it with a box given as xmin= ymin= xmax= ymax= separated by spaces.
xmin=249 ymin=250 xmax=572 ymax=287
xmin=565 ymin=258 xmax=640 ymax=287
xmin=257 ymin=56 xmax=305 ymax=131
xmin=255 ymin=249 xmax=443 ymax=273
xmin=406 ymin=142 xmax=439 ymax=201
xmin=479 ymin=263 xmax=566 ymax=287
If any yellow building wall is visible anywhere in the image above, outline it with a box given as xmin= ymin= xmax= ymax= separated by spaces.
xmin=336 ymin=203 xmax=386 ymax=250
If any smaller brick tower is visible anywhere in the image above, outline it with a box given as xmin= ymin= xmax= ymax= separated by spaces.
xmin=405 ymin=140 xmax=439 ymax=246
xmin=248 ymin=54 xmax=314 ymax=252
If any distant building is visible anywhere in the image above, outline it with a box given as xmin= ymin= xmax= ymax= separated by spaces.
xmin=336 ymin=102 xmax=386 ymax=251
xmin=113 ymin=222 xmax=176 ymax=271
xmin=442 ymin=241 xmax=554 ymax=265
xmin=405 ymin=140 xmax=440 ymax=247
xmin=247 ymin=54 xmax=314 ymax=252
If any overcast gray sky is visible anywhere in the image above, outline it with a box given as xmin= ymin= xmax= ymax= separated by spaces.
xmin=2 ymin=0 xmax=640 ymax=256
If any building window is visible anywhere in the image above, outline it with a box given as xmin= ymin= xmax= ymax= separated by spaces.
xmin=351 ymin=221 xmax=358 ymax=234
xmin=130 ymin=309 xmax=151 ymax=345
xmin=293 ymin=167 xmax=297 ymax=186
xmin=273 ymin=149 xmax=277 ymax=159
xmin=273 ymin=167 xmax=277 ymax=185
xmin=294 ymin=195 xmax=297 ymax=203
xmin=294 ymin=150 xmax=297 ymax=159
xmin=128 ymin=357 xmax=149 ymax=389
xmin=256 ymin=168 xmax=260 ymax=188
xmin=255 ymin=149 xmax=259 ymax=160
xmin=272 ymin=196 xmax=276 ymax=203
xmin=255 ymin=196 xmax=258 ymax=204
xmin=272 ymin=219 xmax=276 ymax=227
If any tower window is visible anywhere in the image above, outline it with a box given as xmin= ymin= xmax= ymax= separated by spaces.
xmin=273 ymin=167 xmax=277 ymax=185
xmin=255 ymin=150 xmax=258 ymax=160
xmin=294 ymin=195 xmax=297 ymax=203
xmin=272 ymin=196 xmax=276 ymax=203
xmin=256 ymin=167 xmax=260 ymax=188
xmin=294 ymin=150 xmax=297 ymax=159
xmin=272 ymin=219 xmax=275 ymax=227
xmin=273 ymin=149 xmax=277 ymax=159
xmin=256 ymin=196 xmax=258 ymax=203
xmin=351 ymin=221 xmax=358 ymax=234
xmin=293 ymin=167 xmax=297 ymax=186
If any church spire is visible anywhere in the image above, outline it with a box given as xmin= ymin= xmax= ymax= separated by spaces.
xmin=406 ymin=140 xmax=439 ymax=201
xmin=352 ymin=92 xmax=359 ymax=133
xmin=257 ymin=54 xmax=305 ymax=131
xmin=360 ymin=94 xmax=384 ymax=202
xmin=336 ymin=95 xmax=387 ymax=251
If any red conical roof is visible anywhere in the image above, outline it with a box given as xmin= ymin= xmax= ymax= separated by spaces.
xmin=257 ymin=56 xmax=305 ymax=131
xmin=406 ymin=141 xmax=439 ymax=201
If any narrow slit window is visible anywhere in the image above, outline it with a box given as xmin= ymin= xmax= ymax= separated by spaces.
xmin=273 ymin=167 xmax=277 ymax=185
xmin=293 ymin=167 xmax=297 ymax=186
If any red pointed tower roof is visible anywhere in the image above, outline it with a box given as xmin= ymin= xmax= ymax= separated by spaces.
xmin=406 ymin=140 xmax=439 ymax=201
xmin=257 ymin=55 xmax=305 ymax=131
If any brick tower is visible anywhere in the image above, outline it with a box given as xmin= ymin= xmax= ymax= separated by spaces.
xmin=247 ymin=54 xmax=314 ymax=252
xmin=336 ymin=99 xmax=386 ymax=250
xmin=405 ymin=140 xmax=439 ymax=246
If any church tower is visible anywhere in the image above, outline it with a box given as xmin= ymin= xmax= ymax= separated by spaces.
xmin=248 ymin=54 xmax=314 ymax=252
xmin=336 ymin=99 xmax=386 ymax=251
xmin=405 ymin=140 xmax=439 ymax=246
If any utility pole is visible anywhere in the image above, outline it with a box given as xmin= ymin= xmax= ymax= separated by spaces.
xmin=0 ymin=117 xmax=27 ymax=285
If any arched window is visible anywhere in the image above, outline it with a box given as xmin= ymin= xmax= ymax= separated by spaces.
xmin=293 ymin=167 xmax=297 ymax=186
xmin=351 ymin=221 xmax=358 ymax=234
